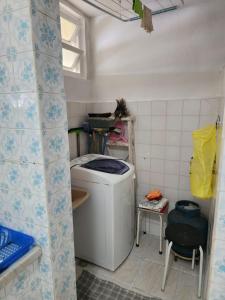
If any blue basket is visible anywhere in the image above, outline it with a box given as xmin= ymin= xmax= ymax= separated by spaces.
xmin=0 ymin=225 xmax=35 ymax=273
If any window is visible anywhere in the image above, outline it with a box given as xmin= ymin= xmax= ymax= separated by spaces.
xmin=60 ymin=1 xmax=87 ymax=78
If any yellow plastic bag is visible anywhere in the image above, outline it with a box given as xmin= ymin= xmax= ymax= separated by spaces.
xmin=190 ymin=125 xmax=216 ymax=199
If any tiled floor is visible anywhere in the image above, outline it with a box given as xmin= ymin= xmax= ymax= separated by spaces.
xmin=76 ymin=234 xmax=203 ymax=300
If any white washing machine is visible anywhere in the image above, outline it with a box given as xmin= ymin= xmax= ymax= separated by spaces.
xmin=70 ymin=154 xmax=135 ymax=271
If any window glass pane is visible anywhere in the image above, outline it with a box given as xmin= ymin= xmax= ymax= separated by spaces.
xmin=60 ymin=17 xmax=79 ymax=47
xmin=62 ymin=48 xmax=80 ymax=73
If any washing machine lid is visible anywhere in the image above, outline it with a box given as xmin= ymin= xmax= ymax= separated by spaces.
xmin=81 ymin=158 xmax=129 ymax=175
xmin=70 ymin=154 xmax=135 ymax=185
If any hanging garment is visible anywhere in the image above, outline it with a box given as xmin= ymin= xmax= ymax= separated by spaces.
xmin=132 ymin=0 xmax=143 ymax=18
xmin=141 ymin=6 xmax=154 ymax=33
xmin=190 ymin=125 xmax=217 ymax=199
xmin=109 ymin=120 xmax=128 ymax=145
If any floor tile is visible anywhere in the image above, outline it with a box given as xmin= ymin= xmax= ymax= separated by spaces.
xmin=132 ymin=234 xmax=166 ymax=264
xmin=75 ymin=234 xmax=204 ymax=300
xmin=133 ymin=260 xmax=178 ymax=299
xmin=110 ymin=255 xmax=143 ymax=286
xmin=175 ymin=272 xmax=199 ymax=300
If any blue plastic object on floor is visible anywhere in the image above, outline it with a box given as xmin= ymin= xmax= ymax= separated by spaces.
xmin=0 ymin=225 xmax=35 ymax=273
xmin=0 ymin=228 xmax=11 ymax=250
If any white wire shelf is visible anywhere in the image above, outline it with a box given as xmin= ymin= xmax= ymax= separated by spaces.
xmin=81 ymin=0 xmax=184 ymax=22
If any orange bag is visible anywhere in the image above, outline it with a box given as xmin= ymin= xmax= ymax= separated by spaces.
xmin=145 ymin=190 xmax=162 ymax=201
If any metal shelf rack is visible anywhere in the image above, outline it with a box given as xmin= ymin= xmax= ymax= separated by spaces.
xmin=81 ymin=0 xmax=184 ymax=22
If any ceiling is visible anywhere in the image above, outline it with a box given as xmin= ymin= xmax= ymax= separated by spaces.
xmin=67 ymin=0 xmax=102 ymax=16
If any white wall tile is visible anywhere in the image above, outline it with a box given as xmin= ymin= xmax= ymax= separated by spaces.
xmin=178 ymin=190 xmax=195 ymax=201
xmin=180 ymin=161 xmax=190 ymax=176
xmin=164 ymin=188 xmax=178 ymax=202
xmin=151 ymin=101 xmax=166 ymax=115
xmin=181 ymin=146 xmax=193 ymax=162
xmin=167 ymin=100 xmax=183 ymax=115
xmin=136 ymin=194 xmax=144 ymax=204
xmin=165 ymin=146 xmax=180 ymax=161
xmin=199 ymin=115 xmax=217 ymax=127
xmin=135 ymin=130 xmax=151 ymax=144
xmin=136 ymin=156 xmax=150 ymax=171
xmin=164 ymin=174 xmax=179 ymax=189
xmin=137 ymin=183 xmax=150 ymax=196
xmin=165 ymin=160 xmax=180 ymax=175
xmin=181 ymin=131 xmax=193 ymax=147
xmin=150 ymin=172 xmax=164 ymax=186
xmin=166 ymin=131 xmax=181 ymax=146
xmin=151 ymin=130 xmax=165 ymax=145
xmin=151 ymin=116 xmax=166 ymax=130
xmin=200 ymin=99 xmax=219 ymax=115
xmin=136 ymin=144 xmax=151 ymax=157
xmin=166 ymin=116 xmax=182 ymax=131
xmin=151 ymin=145 xmax=165 ymax=159
xmin=182 ymin=116 xmax=200 ymax=131
xmin=179 ymin=176 xmax=190 ymax=191
xmin=150 ymin=158 xmax=164 ymax=173
xmin=137 ymin=101 xmax=151 ymax=115
xmin=183 ymin=100 xmax=201 ymax=115
xmin=137 ymin=116 xmax=151 ymax=130
xmin=136 ymin=170 xmax=151 ymax=185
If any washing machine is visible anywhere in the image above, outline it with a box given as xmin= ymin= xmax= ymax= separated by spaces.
xmin=70 ymin=154 xmax=135 ymax=271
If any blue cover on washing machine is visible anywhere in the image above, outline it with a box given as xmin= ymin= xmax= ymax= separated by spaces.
xmin=81 ymin=158 xmax=129 ymax=175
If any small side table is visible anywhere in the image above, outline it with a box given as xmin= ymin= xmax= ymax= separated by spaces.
xmin=136 ymin=203 xmax=169 ymax=254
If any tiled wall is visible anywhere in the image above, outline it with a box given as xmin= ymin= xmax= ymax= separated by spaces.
xmin=133 ymin=98 xmax=222 ymax=214
xmin=0 ymin=1 xmax=76 ymax=299
xmin=207 ymin=100 xmax=225 ymax=298
xmin=0 ymin=259 xmax=42 ymax=299
xmin=67 ymin=98 xmax=223 ymax=235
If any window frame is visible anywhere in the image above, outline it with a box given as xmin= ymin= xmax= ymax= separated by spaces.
xmin=60 ymin=0 xmax=88 ymax=79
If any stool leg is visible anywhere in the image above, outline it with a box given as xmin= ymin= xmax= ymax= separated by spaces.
xmin=161 ymin=241 xmax=173 ymax=291
xmin=136 ymin=209 xmax=141 ymax=247
xmin=198 ymin=246 xmax=204 ymax=298
xmin=192 ymin=249 xmax=196 ymax=270
xmin=143 ymin=213 xmax=147 ymax=234
xmin=159 ymin=215 xmax=163 ymax=254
